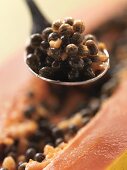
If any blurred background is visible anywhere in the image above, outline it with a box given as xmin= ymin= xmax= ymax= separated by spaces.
xmin=0 ymin=0 xmax=127 ymax=65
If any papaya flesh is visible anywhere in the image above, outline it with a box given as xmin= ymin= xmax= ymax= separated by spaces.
xmin=44 ymin=72 xmax=127 ymax=170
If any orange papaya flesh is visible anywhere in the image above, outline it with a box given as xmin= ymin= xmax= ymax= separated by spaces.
xmin=44 ymin=76 xmax=127 ymax=170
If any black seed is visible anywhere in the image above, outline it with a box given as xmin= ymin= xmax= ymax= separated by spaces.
xmin=52 ymin=19 xmax=63 ymax=30
xmin=88 ymin=98 xmax=100 ymax=114
xmin=68 ymin=124 xmax=78 ymax=134
xmin=18 ymin=163 xmax=26 ymax=170
xmin=34 ymin=153 xmax=45 ymax=162
xmin=85 ymin=40 xmax=98 ymax=55
xmin=59 ymin=23 xmax=73 ymax=36
xmin=41 ymin=41 xmax=49 ymax=50
xmin=30 ymin=34 xmax=42 ymax=47
xmin=82 ymin=117 xmax=90 ymax=125
xmin=42 ymin=27 xmax=53 ymax=39
xmin=39 ymin=67 xmax=55 ymax=79
xmin=52 ymin=61 xmax=61 ymax=69
xmin=52 ymin=127 xmax=63 ymax=139
xmin=83 ymin=58 xmax=92 ymax=66
xmin=101 ymin=78 xmax=118 ymax=97
xmin=26 ymin=45 xmax=34 ymax=55
xmin=25 ymin=148 xmax=36 ymax=161
xmin=71 ymin=32 xmax=84 ymax=45
xmin=68 ymin=69 xmax=80 ymax=81
xmin=39 ymin=119 xmax=50 ymax=130
xmin=29 ymin=130 xmax=44 ymax=142
xmin=48 ymin=48 xmax=60 ymax=59
xmin=66 ymin=44 xmax=78 ymax=56
xmin=48 ymin=32 xmax=59 ymax=41
xmin=26 ymin=54 xmax=39 ymax=73
xmin=44 ymin=137 xmax=54 ymax=145
xmin=78 ymin=45 xmax=89 ymax=56
xmin=55 ymin=138 xmax=63 ymax=146
xmin=80 ymin=108 xmax=92 ymax=117
xmin=69 ymin=58 xmax=84 ymax=70
xmin=34 ymin=48 xmax=44 ymax=57
xmin=45 ymin=56 xmax=54 ymax=66
xmin=61 ymin=35 xmax=70 ymax=48
xmin=64 ymin=17 xmax=74 ymax=26
xmin=84 ymin=34 xmax=96 ymax=42
xmin=27 ymin=142 xmax=39 ymax=151
xmin=39 ymin=120 xmax=51 ymax=135
xmin=24 ymin=105 xmax=36 ymax=118
xmin=84 ymin=67 xmax=95 ymax=79
xmin=73 ymin=20 xmax=85 ymax=33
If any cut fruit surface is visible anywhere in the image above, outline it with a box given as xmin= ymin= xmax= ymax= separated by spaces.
xmin=44 ymin=75 xmax=127 ymax=170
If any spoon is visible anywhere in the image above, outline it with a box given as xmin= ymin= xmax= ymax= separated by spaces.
xmin=25 ymin=0 xmax=110 ymax=86
xmin=25 ymin=0 xmax=51 ymax=34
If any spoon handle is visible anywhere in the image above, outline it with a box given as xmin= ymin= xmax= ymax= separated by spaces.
xmin=25 ymin=0 xmax=51 ymax=34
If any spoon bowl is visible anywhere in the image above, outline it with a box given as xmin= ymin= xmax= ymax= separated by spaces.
xmin=25 ymin=49 xmax=109 ymax=86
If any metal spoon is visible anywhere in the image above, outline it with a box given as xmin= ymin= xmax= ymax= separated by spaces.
xmin=25 ymin=0 xmax=110 ymax=86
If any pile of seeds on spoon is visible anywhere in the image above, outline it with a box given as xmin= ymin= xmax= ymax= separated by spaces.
xmin=26 ymin=17 xmax=109 ymax=82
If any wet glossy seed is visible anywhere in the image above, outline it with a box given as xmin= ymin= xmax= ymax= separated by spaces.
xmin=48 ymin=32 xmax=59 ymax=41
xmin=83 ymin=58 xmax=92 ymax=66
xmin=88 ymin=98 xmax=100 ymax=114
xmin=85 ymin=40 xmax=98 ymax=55
xmin=84 ymin=67 xmax=95 ymax=79
xmin=25 ymin=148 xmax=36 ymax=161
xmin=34 ymin=48 xmax=44 ymax=57
xmin=48 ymin=48 xmax=60 ymax=58
xmin=52 ymin=19 xmax=63 ymax=31
xmin=39 ymin=67 xmax=55 ymax=79
xmin=55 ymin=138 xmax=63 ymax=146
xmin=61 ymin=35 xmax=70 ymax=48
xmin=80 ymin=108 xmax=92 ymax=117
xmin=45 ymin=56 xmax=54 ymax=66
xmin=26 ymin=45 xmax=34 ymax=54
xmin=66 ymin=44 xmax=78 ymax=56
xmin=34 ymin=153 xmax=45 ymax=162
xmin=82 ymin=117 xmax=90 ymax=125
xmin=64 ymin=17 xmax=74 ymax=26
xmin=26 ymin=54 xmax=39 ymax=73
xmin=71 ymin=32 xmax=84 ymax=45
xmin=29 ymin=130 xmax=44 ymax=142
xmin=101 ymin=78 xmax=118 ymax=97
xmin=52 ymin=127 xmax=63 ymax=138
xmin=59 ymin=23 xmax=73 ymax=36
xmin=18 ymin=163 xmax=26 ymax=170
xmin=73 ymin=20 xmax=85 ymax=33
xmin=84 ymin=34 xmax=96 ymax=42
xmin=52 ymin=61 xmax=61 ymax=69
xmin=78 ymin=45 xmax=89 ymax=56
xmin=30 ymin=34 xmax=42 ymax=47
xmin=42 ymin=27 xmax=53 ymax=39
xmin=68 ymin=124 xmax=78 ymax=134
xmin=69 ymin=58 xmax=84 ymax=69
xmin=41 ymin=41 xmax=49 ymax=50
xmin=68 ymin=69 xmax=79 ymax=81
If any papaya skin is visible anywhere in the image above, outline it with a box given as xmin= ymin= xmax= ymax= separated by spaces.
xmin=106 ymin=151 xmax=127 ymax=170
xmin=44 ymin=74 xmax=127 ymax=170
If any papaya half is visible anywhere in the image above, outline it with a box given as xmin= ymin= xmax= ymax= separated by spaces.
xmin=1 ymin=3 xmax=127 ymax=170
